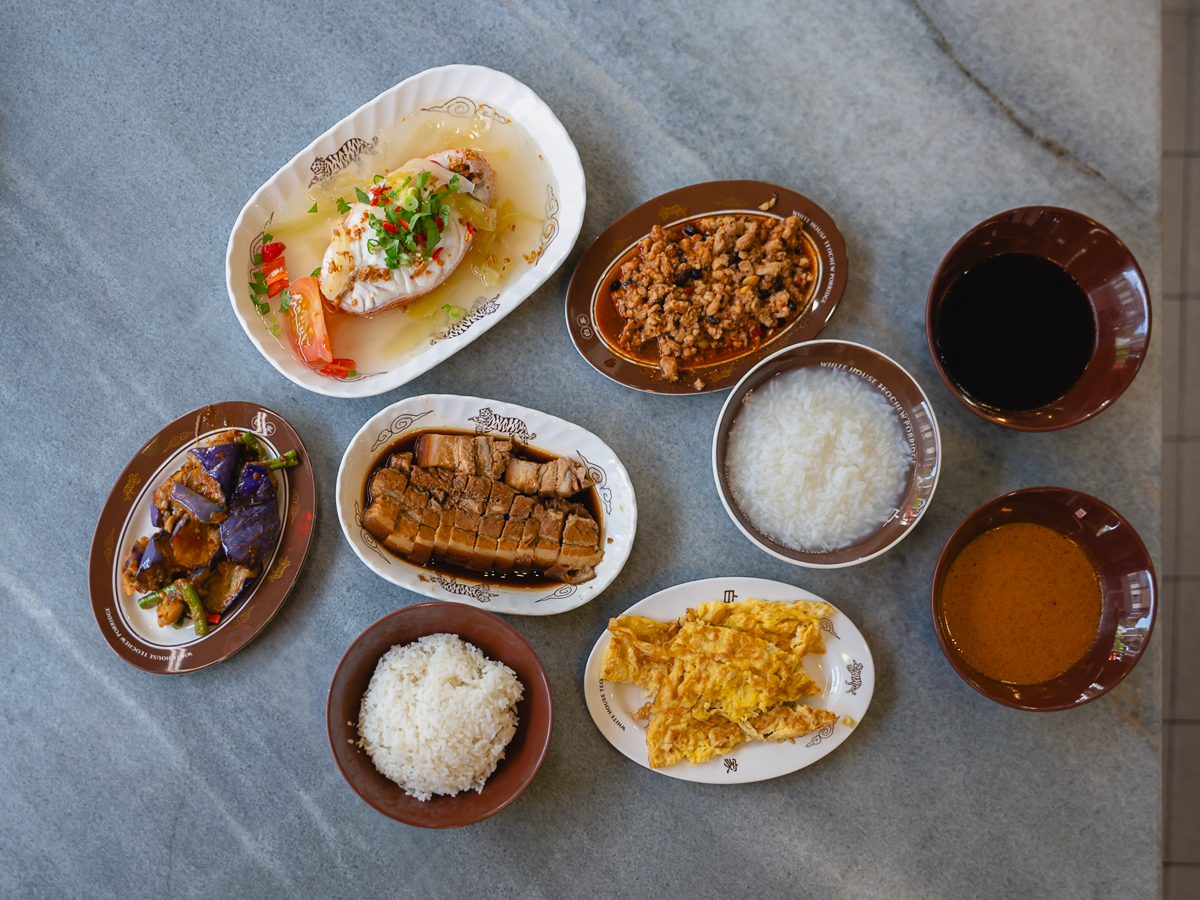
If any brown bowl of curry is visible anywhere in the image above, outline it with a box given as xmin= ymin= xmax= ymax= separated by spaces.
xmin=930 ymin=487 xmax=1156 ymax=711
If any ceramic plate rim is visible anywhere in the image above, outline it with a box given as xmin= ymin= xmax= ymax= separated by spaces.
xmin=584 ymin=576 xmax=874 ymax=782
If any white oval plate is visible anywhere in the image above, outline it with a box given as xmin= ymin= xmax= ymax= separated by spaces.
xmin=584 ymin=576 xmax=874 ymax=782
xmin=226 ymin=65 xmax=586 ymax=397
xmin=336 ymin=395 xmax=637 ymax=615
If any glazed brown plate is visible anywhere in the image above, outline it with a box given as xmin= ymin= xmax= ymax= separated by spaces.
xmin=931 ymin=487 xmax=1156 ymax=711
xmin=926 ymin=206 xmax=1151 ymax=431
xmin=87 ymin=402 xmax=315 ymax=674
xmin=566 ymin=180 xmax=847 ymax=393
xmin=326 ymin=603 xmax=553 ymax=828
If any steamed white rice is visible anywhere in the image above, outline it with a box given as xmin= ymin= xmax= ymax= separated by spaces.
xmin=357 ymin=633 xmax=524 ymax=801
xmin=727 ymin=364 xmax=911 ymax=551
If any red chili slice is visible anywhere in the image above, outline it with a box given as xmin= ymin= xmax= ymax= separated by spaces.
xmin=262 ymin=242 xmax=285 ymax=263
xmin=432 ymin=247 xmax=443 ymax=264
xmin=382 ymin=221 xmax=399 ymax=234
xmin=319 ymin=358 xmax=356 ymax=377
xmin=435 ymin=216 xmax=444 ymax=230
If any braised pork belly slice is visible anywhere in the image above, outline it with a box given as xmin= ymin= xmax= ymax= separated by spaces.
xmin=362 ymin=435 xmax=605 ymax=583
xmin=413 ymin=433 xmax=513 ymax=478
xmin=363 ymin=469 xmax=408 ymax=537
xmin=503 ymin=456 xmax=596 ymax=499
xmin=446 ymin=509 xmax=481 ymax=567
xmin=411 ymin=509 xmax=439 ymax=565
xmin=386 ymin=452 xmax=413 ymax=473
xmin=495 ymin=519 xmax=524 ymax=573
xmin=509 ymin=494 xmax=537 ymax=519
xmin=515 ymin=518 xmax=541 ymax=572
xmin=487 ymin=481 xmax=517 ymax=516
xmin=470 ymin=515 xmax=506 ymax=571
xmin=533 ymin=509 xmax=566 ymax=570
xmin=414 ymin=433 xmax=457 ymax=469
xmin=432 ymin=509 xmax=456 ymax=560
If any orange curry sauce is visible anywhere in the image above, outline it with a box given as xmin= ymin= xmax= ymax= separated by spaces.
xmin=941 ymin=522 xmax=1102 ymax=685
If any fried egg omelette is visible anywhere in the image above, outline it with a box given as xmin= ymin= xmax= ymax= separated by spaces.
xmin=601 ymin=598 xmax=838 ymax=768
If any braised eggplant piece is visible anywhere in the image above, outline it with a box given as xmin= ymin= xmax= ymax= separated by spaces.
xmin=220 ymin=463 xmax=280 ymax=568
xmin=191 ymin=443 xmax=241 ymax=501
xmin=168 ymin=482 xmax=227 ymax=524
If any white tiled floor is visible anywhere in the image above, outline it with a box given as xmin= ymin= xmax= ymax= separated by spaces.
xmin=1163 ymin=1 xmax=1200 ymax=895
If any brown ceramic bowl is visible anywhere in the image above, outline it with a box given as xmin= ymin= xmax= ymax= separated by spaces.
xmin=327 ymin=603 xmax=553 ymax=827
xmin=926 ymin=206 xmax=1151 ymax=431
xmin=931 ymin=487 xmax=1156 ymax=711
xmin=713 ymin=341 xmax=941 ymax=568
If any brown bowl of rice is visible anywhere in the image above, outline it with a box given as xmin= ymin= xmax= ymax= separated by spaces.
xmin=713 ymin=340 xmax=941 ymax=568
xmin=327 ymin=602 xmax=553 ymax=827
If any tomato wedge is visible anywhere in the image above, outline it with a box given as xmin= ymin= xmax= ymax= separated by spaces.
xmin=288 ymin=277 xmax=332 ymax=365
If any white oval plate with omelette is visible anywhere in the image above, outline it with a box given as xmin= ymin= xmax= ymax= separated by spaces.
xmin=584 ymin=576 xmax=874 ymax=783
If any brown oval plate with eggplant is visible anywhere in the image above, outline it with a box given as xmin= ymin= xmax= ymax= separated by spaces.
xmin=566 ymin=180 xmax=848 ymax=393
xmin=88 ymin=402 xmax=315 ymax=674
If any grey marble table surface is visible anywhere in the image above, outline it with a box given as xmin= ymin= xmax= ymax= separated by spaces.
xmin=0 ymin=1 xmax=1162 ymax=898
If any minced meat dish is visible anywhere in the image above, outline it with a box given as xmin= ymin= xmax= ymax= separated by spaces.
xmin=609 ymin=211 xmax=815 ymax=383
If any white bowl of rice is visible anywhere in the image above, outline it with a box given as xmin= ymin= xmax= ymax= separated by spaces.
xmin=327 ymin=603 xmax=553 ymax=827
xmin=713 ymin=340 xmax=941 ymax=568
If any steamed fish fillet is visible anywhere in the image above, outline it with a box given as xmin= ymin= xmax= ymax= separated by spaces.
xmin=320 ymin=149 xmax=495 ymax=316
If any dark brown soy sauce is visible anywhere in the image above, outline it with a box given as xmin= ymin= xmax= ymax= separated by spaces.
xmin=935 ymin=252 xmax=1096 ymax=412
xmin=364 ymin=429 xmax=603 ymax=590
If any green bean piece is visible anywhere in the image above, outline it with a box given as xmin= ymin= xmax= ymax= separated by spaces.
xmin=137 ymin=590 xmax=163 ymax=609
xmin=171 ymin=617 xmax=185 ymax=629
xmin=241 ymin=431 xmax=260 ymax=455
xmin=266 ymin=449 xmax=300 ymax=470
xmin=176 ymin=580 xmax=210 ymax=637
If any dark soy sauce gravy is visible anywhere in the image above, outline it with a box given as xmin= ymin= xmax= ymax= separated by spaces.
xmin=365 ymin=429 xmax=603 ymax=590
xmin=935 ymin=253 xmax=1096 ymax=412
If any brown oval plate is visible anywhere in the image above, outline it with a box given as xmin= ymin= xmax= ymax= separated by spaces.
xmin=326 ymin=602 xmax=554 ymax=827
xmin=87 ymin=402 xmax=315 ymax=674
xmin=566 ymin=180 xmax=848 ymax=393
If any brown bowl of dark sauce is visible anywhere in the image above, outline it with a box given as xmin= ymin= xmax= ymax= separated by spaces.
xmin=930 ymin=487 xmax=1156 ymax=711
xmin=926 ymin=206 xmax=1150 ymax=431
